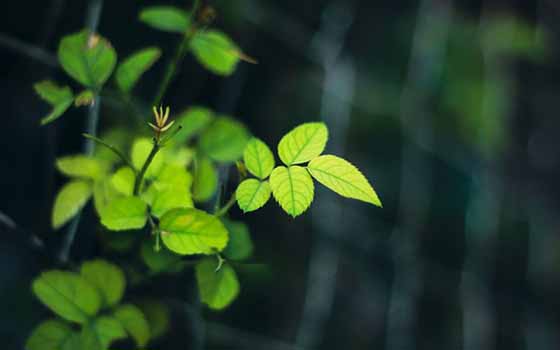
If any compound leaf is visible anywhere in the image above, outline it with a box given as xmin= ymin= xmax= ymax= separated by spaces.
xmin=269 ymin=166 xmax=314 ymax=217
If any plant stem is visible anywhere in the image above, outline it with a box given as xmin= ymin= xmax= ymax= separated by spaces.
xmin=133 ymin=141 xmax=160 ymax=195
xmin=152 ymin=0 xmax=201 ymax=106
xmin=82 ymin=133 xmax=135 ymax=170
xmin=215 ymin=194 xmax=236 ymax=217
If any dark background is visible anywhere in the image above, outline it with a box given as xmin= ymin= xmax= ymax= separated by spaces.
xmin=2 ymin=0 xmax=560 ymax=349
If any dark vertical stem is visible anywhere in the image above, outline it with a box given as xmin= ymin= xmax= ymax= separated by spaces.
xmin=133 ymin=142 xmax=160 ymax=195
xmin=58 ymin=0 xmax=104 ymax=264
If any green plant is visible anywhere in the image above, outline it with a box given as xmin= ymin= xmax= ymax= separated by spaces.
xmin=27 ymin=3 xmax=381 ymax=349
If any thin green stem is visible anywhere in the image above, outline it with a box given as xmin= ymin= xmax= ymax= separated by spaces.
xmin=215 ymin=194 xmax=236 ymax=217
xmin=82 ymin=133 xmax=136 ymax=170
xmin=133 ymin=140 xmax=160 ymax=195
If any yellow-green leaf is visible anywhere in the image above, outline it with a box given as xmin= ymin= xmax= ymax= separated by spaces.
xmin=139 ymin=6 xmax=190 ymax=33
xmin=34 ymin=81 xmax=74 ymax=125
xmin=235 ymin=179 xmax=271 ymax=213
xmin=196 ymin=258 xmax=240 ymax=310
xmin=160 ymin=208 xmax=228 ymax=255
xmin=93 ymin=178 xmax=120 ymax=216
xmin=307 ymin=155 xmax=382 ymax=206
xmin=52 ymin=180 xmax=92 ymax=229
xmin=114 ymin=304 xmax=150 ymax=348
xmin=111 ymin=166 xmax=135 ymax=196
xmin=80 ymin=260 xmax=126 ymax=308
xmin=222 ymin=219 xmax=253 ymax=261
xmin=243 ymin=138 xmax=275 ymax=179
xmin=193 ymin=156 xmax=218 ymax=202
xmin=199 ymin=117 xmax=250 ymax=162
xmin=32 ymin=270 xmax=101 ymax=324
xmin=269 ymin=166 xmax=314 ymax=217
xmin=277 ymin=122 xmax=328 ymax=165
xmin=151 ymin=188 xmax=194 ymax=218
xmin=56 ymin=155 xmax=108 ymax=180
xmin=131 ymin=138 xmax=165 ymax=178
xmin=173 ymin=106 xmax=214 ymax=144
xmin=100 ymin=197 xmax=147 ymax=231
xmin=26 ymin=319 xmax=74 ymax=350
xmin=191 ymin=30 xmax=241 ymax=76
xmin=116 ymin=47 xmax=161 ymax=93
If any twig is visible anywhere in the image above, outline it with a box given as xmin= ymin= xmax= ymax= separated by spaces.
xmin=0 ymin=33 xmax=58 ymax=68
xmin=82 ymin=133 xmax=135 ymax=170
xmin=215 ymin=194 xmax=236 ymax=217
xmin=133 ymin=140 xmax=160 ymax=195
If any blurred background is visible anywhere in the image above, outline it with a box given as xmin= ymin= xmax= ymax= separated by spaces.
xmin=1 ymin=0 xmax=560 ymax=349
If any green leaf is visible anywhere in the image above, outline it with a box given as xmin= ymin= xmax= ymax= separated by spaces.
xmin=243 ymin=137 xmax=275 ymax=179
xmin=139 ymin=6 xmax=190 ymax=33
xmin=52 ymin=180 xmax=92 ymax=229
xmin=199 ymin=117 xmax=250 ymax=162
xmin=152 ymin=187 xmax=194 ymax=218
xmin=80 ymin=260 xmax=126 ymax=308
xmin=94 ymin=128 xmax=132 ymax=164
xmin=192 ymin=156 xmax=218 ymax=202
xmin=26 ymin=319 xmax=74 ymax=350
xmin=34 ymin=81 xmax=74 ymax=125
xmin=131 ymin=138 xmax=165 ymax=178
xmin=307 ymin=155 xmax=382 ymax=206
xmin=81 ymin=316 xmax=127 ymax=349
xmin=111 ymin=167 xmax=135 ymax=196
xmin=93 ymin=178 xmax=120 ymax=215
xmin=196 ymin=258 xmax=240 ymax=310
xmin=269 ymin=166 xmax=314 ymax=217
xmin=114 ymin=304 xmax=150 ymax=347
xmin=56 ymin=155 xmax=108 ymax=180
xmin=277 ymin=122 xmax=328 ymax=165
xmin=222 ymin=219 xmax=253 ymax=261
xmin=32 ymin=270 xmax=101 ymax=324
xmin=141 ymin=239 xmax=183 ymax=273
xmin=191 ymin=30 xmax=241 ymax=76
xmin=160 ymin=208 xmax=228 ymax=255
xmin=235 ymin=179 xmax=271 ymax=213
xmin=148 ymin=164 xmax=194 ymax=217
xmin=100 ymin=197 xmax=148 ymax=231
xmin=58 ymin=30 xmax=117 ymax=88
xmin=138 ymin=301 xmax=170 ymax=339
xmin=173 ymin=106 xmax=214 ymax=144
xmin=116 ymin=47 xmax=161 ymax=93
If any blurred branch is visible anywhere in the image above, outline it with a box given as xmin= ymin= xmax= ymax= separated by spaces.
xmin=207 ymin=322 xmax=305 ymax=350
xmin=0 ymin=33 xmax=58 ymax=68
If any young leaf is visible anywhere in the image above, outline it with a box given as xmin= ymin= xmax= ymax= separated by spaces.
xmin=32 ymin=270 xmax=101 ymax=324
xmin=111 ymin=166 xmax=135 ymax=196
xmin=93 ymin=178 xmax=120 ymax=215
xmin=191 ymin=30 xmax=243 ymax=76
xmin=235 ymin=179 xmax=271 ymax=213
xmin=80 ymin=260 xmax=126 ymax=308
xmin=114 ymin=304 xmax=151 ymax=348
xmin=307 ymin=155 xmax=382 ymax=207
xmin=100 ymin=197 xmax=148 ymax=231
xmin=173 ymin=106 xmax=214 ymax=144
xmin=222 ymin=219 xmax=253 ymax=261
xmin=82 ymin=316 xmax=127 ymax=349
xmin=269 ymin=166 xmax=314 ymax=217
xmin=159 ymin=208 xmax=228 ymax=255
xmin=196 ymin=258 xmax=240 ymax=310
xmin=151 ymin=188 xmax=194 ymax=218
xmin=277 ymin=122 xmax=328 ymax=165
xmin=26 ymin=319 xmax=74 ymax=350
xmin=58 ymin=30 xmax=117 ymax=88
xmin=52 ymin=180 xmax=92 ymax=229
xmin=34 ymin=81 xmax=74 ymax=125
xmin=131 ymin=137 xmax=165 ymax=178
xmin=193 ymin=156 xmax=218 ymax=202
xmin=139 ymin=6 xmax=190 ymax=33
xmin=116 ymin=47 xmax=162 ymax=93
xmin=243 ymin=138 xmax=275 ymax=179
xmin=199 ymin=117 xmax=250 ymax=162
xmin=56 ymin=155 xmax=108 ymax=180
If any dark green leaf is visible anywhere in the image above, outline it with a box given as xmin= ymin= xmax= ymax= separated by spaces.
xmin=139 ymin=6 xmax=190 ymax=33
xmin=116 ymin=47 xmax=161 ymax=93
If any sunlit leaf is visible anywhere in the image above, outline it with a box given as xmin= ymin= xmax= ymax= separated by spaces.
xmin=173 ymin=106 xmax=214 ymax=144
xmin=56 ymin=155 xmax=108 ymax=180
xmin=52 ymin=180 xmax=92 ymax=229
xmin=196 ymin=258 xmax=240 ymax=310
xmin=139 ymin=6 xmax=190 ymax=33
xmin=160 ymin=208 xmax=228 ymax=255
xmin=307 ymin=155 xmax=382 ymax=206
xmin=199 ymin=117 xmax=250 ymax=162
xmin=243 ymin=138 xmax=275 ymax=179
xmin=58 ymin=30 xmax=117 ymax=88
xmin=114 ymin=304 xmax=150 ymax=347
xmin=192 ymin=156 xmax=218 ymax=202
xmin=111 ymin=167 xmax=135 ymax=196
xmin=26 ymin=319 xmax=74 ymax=350
xmin=116 ymin=47 xmax=161 ymax=93
xmin=80 ymin=260 xmax=126 ymax=308
xmin=34 ymin=80 xmax=74 ymax=125
xmin=235 ymin=179 xmax=271 ymax=213
xmin=93 ymin=178 xmax=120 ymax=216
xmin=191 ymin=30 xmax=243 ymax=76
xmin=222 ymin=219 xmax=253 ymax=261
xmin=100 ymin=197 xmax=147 ymax=231
xmin=32 ymin=270 xmax=101 ymax=324
xmin=277 ymin=122 xmax=328 ymax=165
xmin=269 ymin=166 xmax=314 ymax=217
xmin=151 ymin=187 xmax=194 ymax=218
xmin=131 ymin=138 xmax=165 ymax=178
